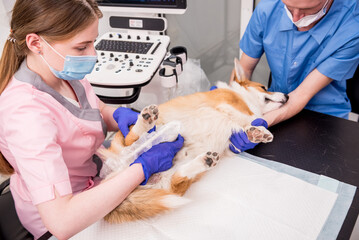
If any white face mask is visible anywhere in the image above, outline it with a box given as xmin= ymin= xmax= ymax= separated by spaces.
xmin=284 ymin=0 xmax=329 ymax=28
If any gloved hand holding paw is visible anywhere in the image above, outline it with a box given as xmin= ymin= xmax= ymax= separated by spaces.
xmin=113 ymin=107 xmax=156 ymax=137
xmin=113 ymin=107 xmax=139 ymax=137
xmin=229 ymin=118 xmax=268 ymax=153
xmin=131 ymin=134 xmax=184 ymax=185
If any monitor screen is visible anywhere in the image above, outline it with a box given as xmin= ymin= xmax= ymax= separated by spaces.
xmin=97 ymin=0 xmax=186 ymax=10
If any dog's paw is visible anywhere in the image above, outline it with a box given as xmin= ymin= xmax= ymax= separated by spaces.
xmin=140 ymin=104 xmax=159 ymax=127
xmin=177 ymin=152 xmax=220 ymax=179
xmin=245 ymin=126 xmax=273 ymax=143
xmin=203 ymin=151 xmax=219 ymax=168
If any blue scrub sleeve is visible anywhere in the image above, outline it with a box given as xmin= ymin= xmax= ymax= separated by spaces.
xmin=317 ymin=37 xmax=359 ymax=81
xmin=240 ymin=4 xmax=265 ymax=59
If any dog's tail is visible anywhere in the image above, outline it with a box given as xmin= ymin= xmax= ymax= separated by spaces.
xmin=104 ymin=188 xmax=190 ymax=223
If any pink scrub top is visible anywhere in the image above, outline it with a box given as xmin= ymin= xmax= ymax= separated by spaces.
xmin=0 ymin=59 xmax=107 ymax=239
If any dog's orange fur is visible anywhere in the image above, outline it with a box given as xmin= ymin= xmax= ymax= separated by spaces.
xmin=104 ymin=94 xmax=257 ymax=223
xmin=103 ymin=125 xmax=204 ymax=223
xmin=101 ymin=59 xmax=288 ymax=223
xmin=124 ymin=130 xmax=140 ymax=147
xmin=104 ymin=188 xmax=173 ymax=223
xmin=105 ymin=128 xmax=203 ymax=218
xmin=170 ymin=172 xmax=205 ymax=196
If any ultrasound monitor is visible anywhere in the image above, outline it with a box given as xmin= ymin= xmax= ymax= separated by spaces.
xmin=91 ymin=0 xmax=186 ymax=104
xmin=97 ymin=0 xmax=187 ymax=14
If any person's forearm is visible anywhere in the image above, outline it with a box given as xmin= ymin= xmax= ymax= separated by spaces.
xmin=99 ymin=101 xmax=119 ymax=132
xmin=239 ymin=52 xmax=260 ymax=80
xmin=263 ymin=92 xmax=305 ymax=126
xmin=264 ymin=69 xmax=333 ymax=126
xmin=38 ymin=164 xmax=144 ymax=240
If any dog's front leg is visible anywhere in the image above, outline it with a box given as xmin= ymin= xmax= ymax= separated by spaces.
xmin=125 ymin=104 xmax=159 ymax=146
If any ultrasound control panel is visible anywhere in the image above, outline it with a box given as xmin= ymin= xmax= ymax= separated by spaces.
xmin=86 ymin=32 xmax=170 ymax=87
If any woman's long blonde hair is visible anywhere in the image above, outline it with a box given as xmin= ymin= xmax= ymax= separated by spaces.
xmin=0 ymin=0 xmax=102 ymax=174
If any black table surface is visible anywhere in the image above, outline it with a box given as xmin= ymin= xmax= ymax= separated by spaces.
xmin=248 ymin=109 xmax=359 ymax=240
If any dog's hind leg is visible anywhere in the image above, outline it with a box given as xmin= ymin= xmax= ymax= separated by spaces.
xmin=170 ymin=152 xmax=219 ymax=196
xmin=245 ymin=125 xmax=273 ymax=143
xmin=125 ymin=104 xmax=159 ymax=146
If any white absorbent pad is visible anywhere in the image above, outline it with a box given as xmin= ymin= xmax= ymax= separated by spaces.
xmin=71 ymin=155 xmax=338 ymax=240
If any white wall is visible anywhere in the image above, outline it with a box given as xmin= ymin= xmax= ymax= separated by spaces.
xmin=0 ymin=1 xmax=13 ymax=58
xmin=166 ymin=0 xmax=241 ymax=85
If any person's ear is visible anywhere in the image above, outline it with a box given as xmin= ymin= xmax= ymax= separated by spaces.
xmin=234 ymin=58 xmax=247 ymax=83
xmin=26 ymin=33 xmax=42 ymax=55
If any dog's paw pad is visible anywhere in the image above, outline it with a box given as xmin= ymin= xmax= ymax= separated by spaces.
xmin=204 ymin=152 xmax=219 ymax=167
xmin=246 ymin=126 xmax=273 ymax=143
xmin=263 ymin=134 xmax=273 ymax=142
xmin=141 ymin=104 xmax=159 ymax=125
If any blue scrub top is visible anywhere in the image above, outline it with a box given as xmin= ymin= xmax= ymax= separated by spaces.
xmin=240 ymin=0 xmax=359 ymax=118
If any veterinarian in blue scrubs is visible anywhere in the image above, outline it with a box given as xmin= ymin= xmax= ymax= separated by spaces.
xmin=239 ymin=0 xmax=359 ymax=125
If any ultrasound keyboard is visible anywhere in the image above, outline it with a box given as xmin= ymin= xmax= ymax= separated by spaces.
xmin=95 ymin=39 xmax=154 ymax=54
xmin=86 ymin=32 xmax=170 ymax=87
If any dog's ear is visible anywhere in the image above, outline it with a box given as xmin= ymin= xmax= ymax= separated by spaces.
xmin=233 ymin=58 xmax=247 ymax=84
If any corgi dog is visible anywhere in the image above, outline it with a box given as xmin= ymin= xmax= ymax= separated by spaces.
xmin=98 ymin=58 xmax=289 ymax=223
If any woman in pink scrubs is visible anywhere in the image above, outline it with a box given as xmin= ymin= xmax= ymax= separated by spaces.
xmin=0 ymin=1 xmax=183 ymax=239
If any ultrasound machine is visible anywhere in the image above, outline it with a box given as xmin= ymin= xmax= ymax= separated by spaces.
xmin=88 ymin=0 xmax=187 ymax=105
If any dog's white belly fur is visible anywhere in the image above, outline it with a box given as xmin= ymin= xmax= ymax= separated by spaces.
xmin=141 ymin=103 xmax=256 ymax=190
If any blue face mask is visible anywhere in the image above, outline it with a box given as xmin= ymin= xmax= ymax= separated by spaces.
xmin=40 ymin=36 xmax=97 ymax=81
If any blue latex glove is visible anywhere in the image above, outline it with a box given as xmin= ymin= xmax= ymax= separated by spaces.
xmin=209 ymin=86 xmax=218 ymax=91
xmin=229 ymin=118 xmax=268 ymax=153
xmin=113 ymin=107 xmax=156 ymax=137
xmin=113 ymin=107 xmax=139 ymax=137
xmin=131 ymin=135 xmax=184 ymax=185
